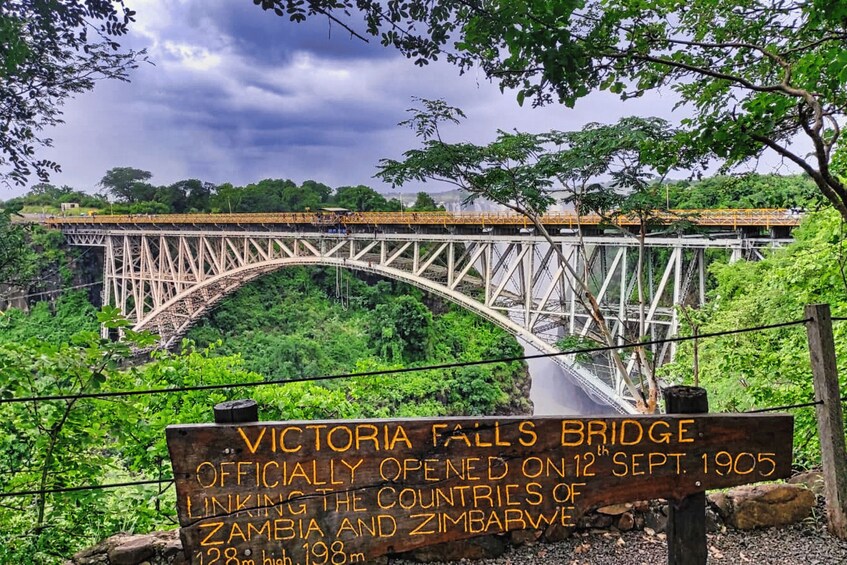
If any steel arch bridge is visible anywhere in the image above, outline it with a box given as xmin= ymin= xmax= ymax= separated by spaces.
xmin=50 ymin=210 xmax=798 ymax=413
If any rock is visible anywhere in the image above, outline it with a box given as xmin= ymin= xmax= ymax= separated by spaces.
xmin=708 ymin=492 xmax=733 ymax=520
xmin=633 ymin=513 xmax=645 ymax=530
xmin=617 ymin=512 xmax=635 ymax=531
xmin=67 ymin=531 xmax=188 ymax=565
xmin=404 ymin=534 xmax=507 ymax=561
xmin=597 ymin=503 xmax=631 ymax=516
xmin=70 ymin=554 xmax=109 ymax=565
xmin=108 ymin=535 xmax=157 ymax=565
xmin=587 ymin=513 xmax=614 ymax=529
xmin=72 ymin=533 xmax=129 ymax=565
xmin=543 ymin=523 xmax=574 ymax=542
xmin=705 ymin=507 xmax=722 ymax=533
xmin=510 ymin=529 xmax=543 ymax=545
xmin=644 ymin=510 xmax=668 ymax=534
xmin=632 ymin=500 xmax=650 ymax=513
xmin=726 ymin=484 xmax=815 ymax=529
xmin=789 ymin=471 xmax=825 ymax=496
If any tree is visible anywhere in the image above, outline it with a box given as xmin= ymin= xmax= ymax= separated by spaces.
xmin=231 ymin=179 xmax=297 ymax=212
xmin=554 ymin=118 xmax=696 ymax=358
xmin=333 ymin=185 xmax=389 ymax=211
xmin=210 ymin=182 xmax=241 ymax=213
xmin=1 ymin=2 xmax=144 ymax=186
xmin=98 ymin=167 xmax=154 ymax=203
xmin=301 ymin=180 xmax=333 ymax=204
xmin=280 ymin=184 xmax=322 ymax=211
xmin=28 ymin=183 xmax=72 ymax=198
xmin=410 ymin=191 xmax=444 ymax=211
xmin=377 ymin=101 xmax=691 ymax=411
xmin=154 ymin=182 xmax=189 ymax=213
xmin=3 ymin=183 xmax=107 ymax=210
xmin=665 ymin=174 xmax=822 ymax=209
xmin=0 ymin=208 xmax=36 ymax=292
xmin=157 ymin=179 xmax=215 ymax=213
xmin=253 ymin=0 xmax=847 ymax=220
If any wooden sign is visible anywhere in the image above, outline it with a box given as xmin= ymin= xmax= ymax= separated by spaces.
xmin=167 ymin=415 xmax=792 ymax=565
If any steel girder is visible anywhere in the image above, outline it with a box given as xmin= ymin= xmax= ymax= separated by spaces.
xmin=64 ymin=229 xmax=784 ymax=413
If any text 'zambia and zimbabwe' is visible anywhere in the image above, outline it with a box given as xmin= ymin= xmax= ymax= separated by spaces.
xmin=166 ymin=415 xmax=793 ymax=565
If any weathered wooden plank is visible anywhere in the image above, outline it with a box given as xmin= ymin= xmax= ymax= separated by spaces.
xmin=167 ymin=414 xmax=793 ymax=565
xmin=806 ymin=304 xmax=847 ymax=538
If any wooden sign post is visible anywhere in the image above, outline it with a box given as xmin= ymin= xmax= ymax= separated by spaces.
xmin=167 ymin=408 xmax=793 ymax=565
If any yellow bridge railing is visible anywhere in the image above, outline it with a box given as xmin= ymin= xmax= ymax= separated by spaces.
xmin=45 ymin=208 xmax=802 ymax=229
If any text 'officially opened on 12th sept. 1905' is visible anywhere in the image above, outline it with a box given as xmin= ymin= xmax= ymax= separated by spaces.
xmin=167 ymin=415 xmax=793 ymax=565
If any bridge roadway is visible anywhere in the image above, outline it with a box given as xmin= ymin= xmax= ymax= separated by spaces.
xmin=48 ymin=209 xmax=798 ymax=414
xmin=47 ymin=208 xmax=801 ymax=231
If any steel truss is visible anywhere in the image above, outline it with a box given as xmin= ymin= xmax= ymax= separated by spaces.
xmin=63 ymin=229 xmax=786 ymax=413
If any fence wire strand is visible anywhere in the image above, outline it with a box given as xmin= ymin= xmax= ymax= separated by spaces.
xmin=745 ymin=399 xmax=822 ymax=413
xmin=0 ymin=478 xmax=174 ymax=499
xmin=0 ymin=318 xmax=811 ymax=405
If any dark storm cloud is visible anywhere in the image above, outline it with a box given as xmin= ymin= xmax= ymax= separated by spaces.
xmin=129 ymin=66 xmax=406 ymax=153
xmin=201 ymin=1 xmax=394 ymax=64
xmin=133 ymin=0 xmax=391 ymax=68
xmin=27 ymin=0 xmax=732 ymax=199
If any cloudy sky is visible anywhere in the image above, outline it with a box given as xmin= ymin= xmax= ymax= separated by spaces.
xmin=16 ymin=0 xmax=791 ymax=198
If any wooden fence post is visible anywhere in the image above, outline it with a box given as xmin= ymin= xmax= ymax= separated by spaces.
xmin=214 ymin=399 xmax=258 ymax=424
xmin=664 ymin=385 xmax=709 ymax=565
xmin=805 ymin=303 xmax=847 ymax=538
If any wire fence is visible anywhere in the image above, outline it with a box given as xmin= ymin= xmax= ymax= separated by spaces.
xmin=0 ymin=478 xmax=174 ymax=499
xmin=0 ymin=315 xmax=833 ymax=501
xmin=0 ymin=318 xmax=811 ymax=405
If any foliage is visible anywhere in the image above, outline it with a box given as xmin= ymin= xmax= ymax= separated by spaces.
xmin=187 ymin=267 xmax=530 ymax=415
xmin=0 ymin=210 xmax=73 ymax=300
xmin=553 ymin=118 xmax=696 ymax=236
xmin=368 ymin=295 xmax=433 ymax=362
xmin=379 ymin=102 xmax=688 ymax=221
xmin=0 ymin=291 xmax=97 ymax=341
xmin=333 ymin=185 xmax=393 ymax=212
xmin=253 ymin=0 xmax=847 ymax=219
xmin=211 ymin=178 xmax=306 ymax=212
xmin=2 ymin=183 xmax=109 ymax=211
xmin=109 ymin=201 xmax=170 ymax=215
xmin=98 ymin=167 xmax=155 ymax=203
xmin=555 ymin=335 xmax=599 ymax=365
xmin=5 ymin=169 xmax=418 ymax=217
xmin=154 ymin=179 xmax=215 ymax=213
xmin=0 ymin=307 xmax=158 ymax=562
xmin=0 ymin=209 xmax=35 ymax=289
xmin=666 ymin=174 xmax=823 ymax=210
xmin=0 ymin=2 xmax=144 ymax=186
xmin=661 ymin=209 xmax=847 ymax=466
xmin=409 ymin=191 xmax=444 ymax=211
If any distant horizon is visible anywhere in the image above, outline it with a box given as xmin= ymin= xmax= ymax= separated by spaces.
xmin=2 ymin=170 xmax=812 ymax=205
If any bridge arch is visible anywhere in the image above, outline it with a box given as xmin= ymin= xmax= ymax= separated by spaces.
xmin=134 ymin=257 xmax=631 ymax=413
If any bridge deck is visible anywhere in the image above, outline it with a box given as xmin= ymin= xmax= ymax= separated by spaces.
xmin=45 ymin=209 xmax=801 ymax=229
